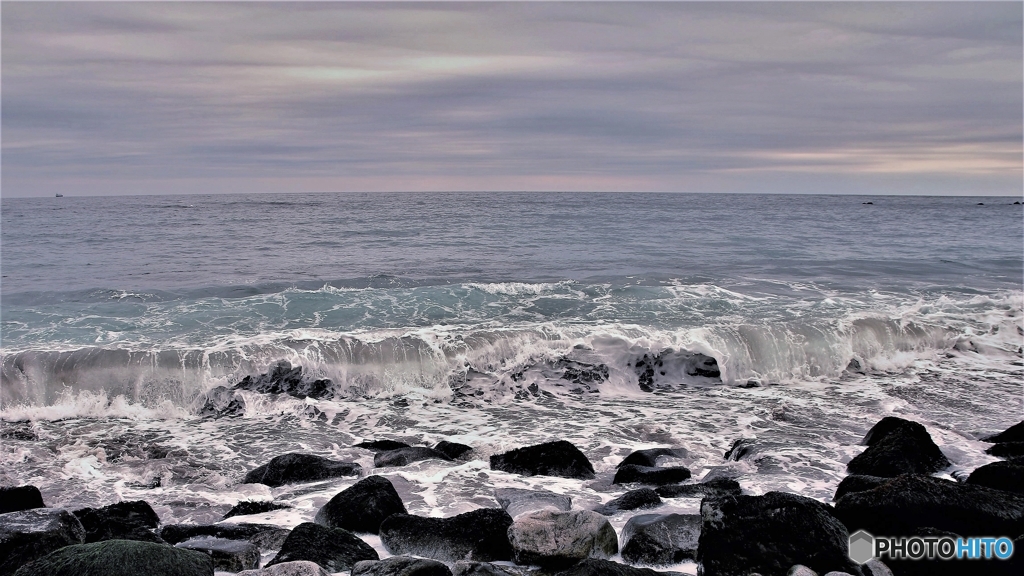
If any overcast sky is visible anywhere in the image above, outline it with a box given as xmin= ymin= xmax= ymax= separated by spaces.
xmin=2 ymin=1 xmax=1021 ymax=197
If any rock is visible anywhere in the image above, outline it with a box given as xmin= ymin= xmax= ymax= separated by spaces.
xmin=832 ymin=475 xmax=890 ymax=501
xmin=613 ymin=465 xmax=691 ymax=486
xmin=266 ymin=522 xmax=378 ymax=572
xmin=493 ymin=488 xmax=572 ymax=518
xmin=552 ymin=558 xmax=674 ymax=576
xmin=506 ymin=509 xmax=617 ymax=567
xmin=380 ymin=508 xmax=513 ymax=563
xmin=355 ymin=440 xmax=411 ymax=452
xmin=0 ymin=508 xmax=86 ymax=575
xmin=12 ymin=539 xmax=212 ymax=576
xmin=822 ymin=572 xmax=854 ymax=576
xmin=237 ymin=561 xmax=330 ymax=576
xmin=352 ymin=556 xmax=452 ymax=576
xmin=243 ymin=453 xmax=361 ymax=487
xmin=175 ymin=537 xmax=260 ymax=572
xmin=833 ymin=473 xmax=1024 ymax=536
xmin=697 ymin=492 xmax=860 ymax=576
xmin=982 ymin=421 xmax=1024 ymax=442
xmin=435 ymin=441 xmax=474 ymax=460
xmin=490 ymin=441 xmax=595 ymax=480
xmin=620 ymin=513 xmax=700 ymax=566
xmin=72 ymin=500 xmax=163 ymax=544
xmin=788 ymin=566 xmax=818 ymax=576
xmin=160 ymin=523 xmax=290 ymax=550
xmin=196 ymin=386 xmax=246 ymax=418
xmin=595 ymin=489 xmax=661 ymax=515
xmin=986 ymin=441 xmax=1024 ymax=460
xmin=656 ymin=477 xmax=741 ymax=499
xmin=224 ymin=500 xmax=290 ymax=519
xmin=374 ymin=447 xmax=454 ymax=468
xmin=0 ymin=487 xmax=44 ymax=515
xmin=966 ymin=461 xmax=1024 ymax=494
xmin=451 ymin=560 xmax=525 ymax=576
xmin=233 ymin=360 xmax=333 ymax=400
xmin=846 ymin=417 xmax=950 ymax=477
xmin=724 ymin=438 xmax=757 ymax=461
xmin=861 ymin=559 xmax=893 ymax=576
xmin=314 ymin=475 xmax=407 ymax=534
xmin=617 ymin=448 xmax=688 ymax=468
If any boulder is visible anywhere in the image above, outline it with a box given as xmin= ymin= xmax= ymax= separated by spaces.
xmin=986 ymin=441 xmax=1024 ymax=460
xmin=620 ymin=513 xmax=701 ymax=566
xmin=724 ymin=438 xmax=757 ymax=461
xmin=981 ymin=421 xmax=1024 ymax=443
xmin=833 ymin=473 xmax=1024 ymax=537
xmin=506 ymin=509 xmax=617 ymax=567
xmin=966 ymin=461 xmax=1024 ymax=494
xmin=787 ymin=566 xmax=817 ymax=576
xmin=0 ymin=488 xmax=44 ymax=515
xmin=243 ymin=453 xmax=361 ymax=487
xmin=613 ymin=465 xmax=691 ymax=486
xmin=72 ymin=500 xmax=162 ymax=544
xmin=266 ymin=522 xmax=378 ymax=572
xmin=846 ymin=418 xmax=950 ymax=477
xmin=861 ymin=560 xmax=893 ymax=576
xmin=435 ymin=441 xmax=474 ymax=460
xmin=493 ymin=488 xmax=572 ymax=518
xmin=12 ymin=539 xmax=212 ymax=576
xmin=0 ymin=508 xmax=86 ymax=575
xmin=451 ymin=561 xmax=526 ymax=576
xmin=196 ymin=386 xmax=246 ymax=418
xmin=160 ymin=523 xmax=290 ymax=550
xmin=374 ymin=447 xmax=454 ymax=468
xmin=380 ymin=508 xmax=513 ymax=563
xmin=595 ymin=489 xmax=661 ymax=515
xmin=352 ymin=556 xmax=452 ymax=576
xmin=314 ymin=475 xmax=407 ymax=534
xmin=697 ymin=492 xmax=860 ymax=576
xmin=174 ymin=536 xmax=260 ymax=572
xmin=237 ymin=561 xmax=330 ymax=576
xmin=832 ymin=475 xmax=890 ymax=501
xmin=552 ymin=558 xmax=676 ymax=576
xmin=617 ymin=448 xmax=688 ymax=468
xmin=656 ymin=477 xmax=741 ymax=499
xmin=224 ymin=500 xmax=290 ymax=519
xmin=355 ymin=440 xmax=411 ymax=452
xmin=233 ymin=360 xmax=333 ymax=400
xmin=490 ymin=441 xmax=595 ymax=480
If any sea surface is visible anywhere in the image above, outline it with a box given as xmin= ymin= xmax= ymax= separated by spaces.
xmin=2 ymin=192 xmax=1022 ymax=572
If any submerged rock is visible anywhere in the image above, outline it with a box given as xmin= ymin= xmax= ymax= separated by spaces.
xmin=266 ymin=522 xmax=378 ymax=572
xmin=594 ymin=488 xmax=661 ymax=515
xmin=233 ymin=360 xmax=333 ymax=400
xmin=0 ymin=508 xmax=86 ymax=575
xmin=490 ymin=441 xmax=595 ymax=480
xmin=613 ymin=465 xmax=691 ymax=486
xmin=160 ymin=523 xmax=290 ymax=550
xmin=724 ymin=438 xmax=757 ymax=461
xmin=175 ymin=536 xmax=260 ymax=572
xmin=656 ymin=477 xmax=742 ymax=499
xmin=224 ymin=500 xmax=290 ymax=519
xmin=379 ymin=508 xmax=513 ymax=563
xmin=196 ymin=386 xmax=246 ymax=418
xmin=0 ymin=487 xmax=44 ymax=515
xmin=352 ymin=556 xmax=452 ymax=576
xmin=243 ymin=453 xmax=361 ymax=487
xmin=355 ymin=440 xmax=412 ymax=452
xmin=374 ymin=446 xmax=454 ymax=468
xmin=493 ymin=488 xmax=572 ymax=518
xmin=434 ymin=441 xmax=474 ymax=460
xmin=966 ymin=461 xmax=1024 ymax=494
xmin=314 ymin=475 xmax=407 ymax=534
xmin=620 ymin=513 xmax=701 ymax=566
xmin=507 ymin=509 xmax=617 ymax=567
xmin=846 ymin=417 xmax=950 ymax=477
xmin=72 ymin=500 xmax=162 ymax=544
xmin=617 ymin=447 xmax=688 ymax=468
xmin=12 ymin=539 xmax=212 ymax=576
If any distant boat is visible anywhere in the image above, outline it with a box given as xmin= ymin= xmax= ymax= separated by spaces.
xmin=55 ymin=193 xmax=63 ymax=197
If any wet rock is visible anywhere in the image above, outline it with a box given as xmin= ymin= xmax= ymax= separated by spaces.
xmin=557 ymin=359 xmax=610 ymax=393
xmin=352 ymin=556 xmax=452 ymax=576
xmin=243 ymin=453 xmax=361 ymax=487
xmin=861 ymin=559 xmax=893 ymax=576
xmin=451 ymin=560 xmax=526 ymax=576
xmin=846 ymin=417 xmax=950 ymax=477
xmin=833 ymin=473 xmax=1024 ymax=536
xmin=314 ymin=475 xmax=407 ymax=534
xmin=595 ymin=489 xmax=661 ymax=515
xmin=196 ymin=386 xmax=246 ymax=418
xmin=160 ymin=523 xmax=291 ymax=550
xmin=72 ymin=500 xmax=162 ymax=544
xmin=175 ymin=536 xmax=260 ymax=572
xmin=620 ymin=513 xmax=700 ymax=565
xmin=224 ymin=500 xmax=290 ymax=519
xmin=0 ymin=508 xmax=86 ymax=575
xmin=697 ymin=492 xmax=860 ymax=576
xmin=237 ymin=560 xmax=330 ymax=576
xmin=787 ymin=566 xmax=818 ymax=576
xmin=266 ymin=522 xmax=378 ymax=572
xmin=966 ymin=461 xmax=1024 ymax=494
xmin=982 ymin=421 xmax=1024 ymax=443
xmin=986 ymin=441 xmax=1024 ymax=460
xmin=374 ymin=447 xmax=454 ymax=468
xmin=380 ymin=508 xmax=513 ymax=563
xmin=493 ymin=488 xmax=572 ymax=518
xmin=724 ymin=438 xmax=757 ymax=461
xmin=355 ymin=440 xmax=412 ymax=452
xmin=490 ymin=440 xmax=595 ymax=480
xmin=613 ymin=465 xmax=691 ymax=486
xmin=832 ymin=475 xmax=890 ymax=501
xmin=12 ymin=539 xmax=212 ymax=576
xmin=552 ymin=558 xmax=676 ymax=576
xmin=233 ymin=360 xmax=333 ymax=400
xmin=507 ymin=509 xmax=617 ymax=567
xmin=617 ymin=447 xmax=688 ymax=468
xmin=0 ymin=487 xmax=44 ymax=514
xmin=435 ymin=441 xmax=474 ymax=460
xmin=656 ymin=477 xmax=741 ymax=499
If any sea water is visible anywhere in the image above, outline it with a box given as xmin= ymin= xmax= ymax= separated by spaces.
xmin=2 ymin=192 xmax=1022 ymax=572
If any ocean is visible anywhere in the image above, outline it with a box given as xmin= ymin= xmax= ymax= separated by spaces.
xmin=2 ymin=192 xmax=1022 ymax=571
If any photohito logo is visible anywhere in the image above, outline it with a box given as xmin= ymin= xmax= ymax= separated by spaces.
xmin=848 ymin=530 xmax=1015 ymax=563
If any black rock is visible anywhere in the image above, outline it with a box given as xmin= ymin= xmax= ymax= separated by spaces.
xmin=595 ymin=489 xmax=661 ymax=515
xmin=620 ymin=513 xmax=701 ymax=566
xmin=656 ymin=477 xmax=742 ymax=499
xmin=224 ymin=500 xmax=290 ymax=519
xmin=966 ymin=461 xmax=1024 ymax=494
xmin=355 ymin=440 xmax=412 ymax=452
xmin=617 ymin=448 xmax=688 ymax=468
xmin=0 ymin=508 xmax=86 ymax=575
xmin=196 ymin=386 xmax=246 ymax=418
xmin=233 ymin=360 xmax=333 ymax=400
xmin=160 ymin=523 xmax=290 ymax=550
xmin=72 ymin=500 xmax=163 ymax=544
xmin=380 ymin=508 xmax=514 ymax=563
xmin=266 ymin=522 xmax=378 ymax=572
xmin=846 ymin=417 xmax=950 ymax=477
xmin=175 ymin=537 xmax=260 ymax=572
xmin=724 ymin=438 xmax=757 ymax=461
xmin=833 ymin=473 xmax=1024 ymax=537
xmin=374 ymin=447 xmax=454 ymax=468
xmin=490 ymin=440 xmax=595 ymax=480
xmin=11 ymin=539 xmax=213 ymax=576
xmin=352 ymin=556 xmax=452 ymax=576
xmin=832 ymin=475 xmax=891 ymax=501
xmin=435 ymin=441 xmax=474 ymax=460
xmin=697 ymin=492 xmax=861 ymax=576
xmin=553 ymin=558 xmax=675 ymax=576
xmin=986 ymin=441 xmax=1024 ymax=460
xmin=243 ymin=453 xmax=361 ymax=487
xmin=557 ymin=359 xmax=610 ymax=393
xmin=314 ymin=475 xmax=407 ymax=534
xmin=0 ymin=487 xmax=44 ymax=514
xmin=613 ymin=465 xmax=691 ymax=486
xmin=981 ymin=421 xmax=1024 ymax=443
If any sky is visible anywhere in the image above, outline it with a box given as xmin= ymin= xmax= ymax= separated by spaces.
xmin=2 ymin=1 xmax=1022 ymax=197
